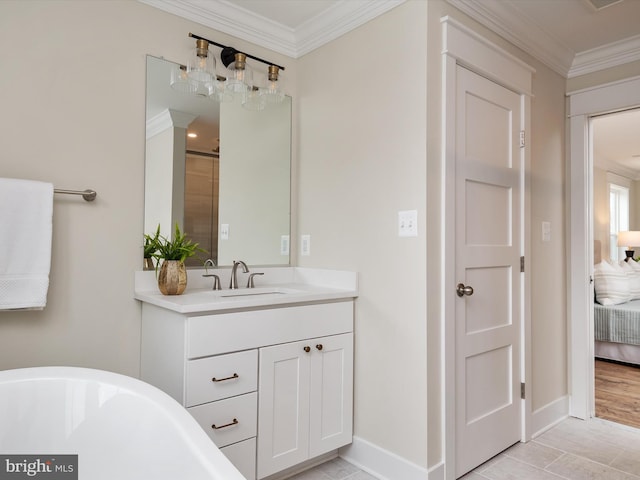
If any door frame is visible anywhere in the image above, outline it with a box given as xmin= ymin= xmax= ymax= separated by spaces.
xmin=441 ymin=16 xmax=533 ymax=480
xmin=567 ymin=75 xmax=640 ymax=420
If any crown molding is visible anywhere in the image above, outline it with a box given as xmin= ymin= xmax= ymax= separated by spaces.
xmin=139 ymin=0 xmax=405 ymax=59
xmin=294 ymin=0 xmax=406 ymax=57
xmin=447 ymin=0 xmax=640 ymax=79
xmin=569 ymin=33 xmax=640 ymax=78
xmin=139 ymin=0 xmax=298 ymax=57
xmin=446 ymin=0 xmax=573 ymax=77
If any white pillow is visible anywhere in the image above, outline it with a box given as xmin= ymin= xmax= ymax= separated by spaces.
xmin=626 ymin=259 xmax=640 ymax=271
xmin=594 ymin=261 xmax=631 ymax=305
xmin=619 ymin=261 xmax=640 ymax=300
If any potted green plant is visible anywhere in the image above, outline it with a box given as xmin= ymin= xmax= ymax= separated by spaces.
xmin=142 ymin=224 xmax=161 ymax=271
xmin=150 ymin=223 xmax=204 ymax=295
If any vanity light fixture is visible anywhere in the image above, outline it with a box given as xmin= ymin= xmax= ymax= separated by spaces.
xmin=171 ymin=33 xmax=286 ymax=108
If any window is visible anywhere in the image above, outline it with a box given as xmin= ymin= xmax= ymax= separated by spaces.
xmin=610 ymin=183 xmax=629 ymax=262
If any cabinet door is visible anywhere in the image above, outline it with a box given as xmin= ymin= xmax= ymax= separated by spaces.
xmin=257 ymin=340 xmax=311 ymax=479
xmin=309 ymin=333 xmax=353 ymax=456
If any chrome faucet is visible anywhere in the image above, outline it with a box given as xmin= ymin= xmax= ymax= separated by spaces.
xmin=202 ymin=259 xmax=221 ymax=290
xmin=229 ymin=260 xmax=249 ymax=289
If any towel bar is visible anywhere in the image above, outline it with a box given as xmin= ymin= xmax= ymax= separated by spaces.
xmin=54 ymin=188 xmax=97 ymax=202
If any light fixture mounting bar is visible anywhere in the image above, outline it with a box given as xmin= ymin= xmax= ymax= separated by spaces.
xmin=188 ymin=32 xmax=285 ymax=71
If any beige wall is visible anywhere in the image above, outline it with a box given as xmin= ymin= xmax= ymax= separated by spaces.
xmin=0 ymin=1 xmax=295 ymax=374
xmin=567 ymin=59 xmax=640 ymax=93
xmin=297 ymin=1 xmax=429 ymax=467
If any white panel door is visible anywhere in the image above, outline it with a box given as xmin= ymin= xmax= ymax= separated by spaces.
xmin=257 ymin=340 xmax=310 ymax=479
xmin=455 ymin=66 xmax=523 ymax=477
xmin=309 ymin=333 xmax=353 ymax=456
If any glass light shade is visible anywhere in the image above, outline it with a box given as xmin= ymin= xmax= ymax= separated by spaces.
xmin=262 ymin=65 xmax=284 ymax=104
xmin=209 ymin=78 xmax=233 ymax=103
xmin=225 ymin=53 xmax=253 ymax=94
xmin=194 ymin=81 xmax=214 ymax=98
xmin=262 ymin=80 xmax=285 ymax=104
xmin=242 ymin=87 xmax=266 ymax=111
xmin=187 ymin=40 xmax=216 ymax=84
xmin=170 ymin=66 xmax=197 ymax=94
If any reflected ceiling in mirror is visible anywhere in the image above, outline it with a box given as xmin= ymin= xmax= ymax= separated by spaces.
xmin=144 ymin=55 xmax=291 ymax=268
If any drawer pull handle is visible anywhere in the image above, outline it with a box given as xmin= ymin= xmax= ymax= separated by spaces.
xmin=211 ymin=373 xmax=239 ymax=383
xmin=316 ymin=344 xmax=323 ymax=351
xmin=211 ymin=418 xmax=238 ymax=430
xmin=303 ymin=346 xmax=311 ymax=353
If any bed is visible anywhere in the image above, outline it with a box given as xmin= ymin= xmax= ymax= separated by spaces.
xmin=593 ymin=240 xmax=640 ymax=365
xmin=595 ymin=300 xmax=640 ymax=364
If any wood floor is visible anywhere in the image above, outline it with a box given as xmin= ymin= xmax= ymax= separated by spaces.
xmin=595 ymin=359 xmax=640 ymax=428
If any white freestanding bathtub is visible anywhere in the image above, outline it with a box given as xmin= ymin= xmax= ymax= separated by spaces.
xmin=0 ymin=367 xmax=247 ymax=480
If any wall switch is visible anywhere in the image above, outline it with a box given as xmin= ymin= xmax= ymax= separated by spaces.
xmin=542 ymin=221 xmax=551 ymax=242
xmin=398 ymin=210 xmax=418 ymax=237
xmin=220 ymin=223 xmax=229 ymax=240
xmin=301 ymin=234 xmax=311 ymax=256
xmin=280 ymin=235 xmax=290 ymax=255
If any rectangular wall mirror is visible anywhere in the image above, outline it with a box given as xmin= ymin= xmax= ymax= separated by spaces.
xmin=144 ymin=55 xmax=291 ymax=267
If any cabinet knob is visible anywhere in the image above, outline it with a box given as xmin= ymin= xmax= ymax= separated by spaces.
xmin=303 ymin=346 xmax=311 ymax=353
xmin=316 ymin=344 xmax=323 ymax=351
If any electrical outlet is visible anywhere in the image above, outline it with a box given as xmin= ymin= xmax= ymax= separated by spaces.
xmin=280 ymin=235 xmax=290 ymax=255
xmin=398 ymin=210 xmax=418 ymax=237
xmin=301 ymin=234 xmax=311 ymax=256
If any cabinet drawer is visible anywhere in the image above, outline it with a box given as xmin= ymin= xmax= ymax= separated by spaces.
xmin=187 ymin=301 xmax=354 ymax=358
xmin=186 ymin=350 xmax=257 ymax=407
xmin=188 ymin=392 xmax=257 ymax=448
xmin=221 ymin=438 xmax=256 ymax=480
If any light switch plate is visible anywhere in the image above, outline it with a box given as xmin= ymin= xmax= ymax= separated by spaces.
xmin=542 ymin=221 xmax=551 ymax=242
xmin=220 ymin=223 xmax=229 ymax=240
xmin=280 ymin=235 xmax=290 ymax=255
xmin=301 ymin=234 xmax=311 ymax=256
xmin=398 ymin=210 xmax=418 ymax=237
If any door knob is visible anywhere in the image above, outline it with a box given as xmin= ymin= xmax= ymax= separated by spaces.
xmin=456 ymin=283 xmax=474 ymax=297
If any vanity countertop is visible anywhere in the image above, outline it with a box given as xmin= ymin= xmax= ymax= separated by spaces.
xmin=134 ymin=267 xmax=358 ymax=314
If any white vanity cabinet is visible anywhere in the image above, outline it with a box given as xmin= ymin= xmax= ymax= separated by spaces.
xmin=257 ymin=333 xmax=353 ymax=478
xmin=139 ymin=298 xmax=354 ymax=480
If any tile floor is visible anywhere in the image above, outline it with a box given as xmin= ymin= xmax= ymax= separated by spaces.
xmin=291 ymin=417 xmax=640 ymax=480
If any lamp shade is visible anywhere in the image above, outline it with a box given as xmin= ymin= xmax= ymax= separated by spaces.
xmin=617 ymin=231 xmax=640 ymax=247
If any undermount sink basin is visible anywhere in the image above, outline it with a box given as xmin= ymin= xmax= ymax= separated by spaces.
xmin=218 ymin=287 xmax=298 ymax=298
xmin=184 ymin=286 xmax=304 ymax=301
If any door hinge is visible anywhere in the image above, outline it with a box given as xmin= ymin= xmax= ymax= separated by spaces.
xmin=521 ymin=382 xmax=526 ymax=399
xmin=519 ymin=130 xmax=526 ymax=148
xmin=520 ymin=256 xmax=525 ymax=273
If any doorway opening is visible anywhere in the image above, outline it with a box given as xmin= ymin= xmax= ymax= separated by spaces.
xmin=591 ymin=107 xmax=640 ymax=429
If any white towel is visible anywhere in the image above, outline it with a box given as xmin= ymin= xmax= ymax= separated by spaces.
xmin=0 ymin=178 xmax=53 ymax=310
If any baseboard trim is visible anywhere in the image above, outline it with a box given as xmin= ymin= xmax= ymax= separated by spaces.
xmin=531 ymin=394 xmax=569 ymax=438
xmin=339 ymin=436 xmax=429 ymax=480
